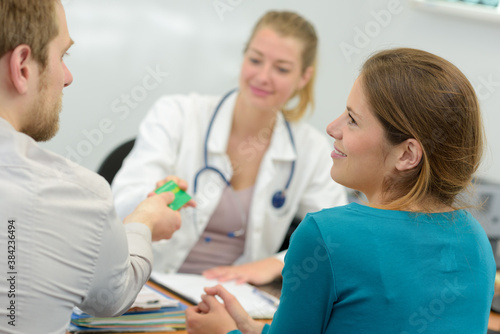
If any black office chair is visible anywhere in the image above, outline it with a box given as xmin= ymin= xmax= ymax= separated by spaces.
xmin=97 ymin=138 xmax=136 ymax=185
xmin=278 ymin=216 xmax=302 ymax=252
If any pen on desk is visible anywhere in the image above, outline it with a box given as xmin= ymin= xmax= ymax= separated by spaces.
xmin=252 ymin=287 xmax=280 ymax=307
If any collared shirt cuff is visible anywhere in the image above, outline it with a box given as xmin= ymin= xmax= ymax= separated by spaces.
xmin=124 ymin=222 xmax=152 ymax=258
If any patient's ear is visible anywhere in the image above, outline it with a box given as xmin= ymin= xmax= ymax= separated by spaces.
xmin=9 ymin=44 xmax=33 ymax=95
xmin=395 ymin=138 xmax=422 ymax=172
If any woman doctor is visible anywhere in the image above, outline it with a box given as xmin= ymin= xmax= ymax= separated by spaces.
xmin=111 ymin=10 xmax=347 ymax=285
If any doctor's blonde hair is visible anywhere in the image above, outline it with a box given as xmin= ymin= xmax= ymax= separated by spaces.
xmin=245 ymin=10 xmax=318 ymax=122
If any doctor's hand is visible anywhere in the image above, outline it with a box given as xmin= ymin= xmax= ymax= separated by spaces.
xmin=147 ymin=175 xmax=197 ymax=209
xmin=202 ymin=258 xmax=284 ymax=285
xmin=124 ymin=192 xmax=181 ymax=241
xmin=186 ymin=285 xmax=264 ymax=334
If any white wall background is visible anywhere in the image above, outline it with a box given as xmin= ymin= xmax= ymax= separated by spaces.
xmin=42 ymin=0 xmax=500 ymax=183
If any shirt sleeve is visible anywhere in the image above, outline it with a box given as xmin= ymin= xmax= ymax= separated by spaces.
xmin=78 ymin=203 xmax=153 ymax=317
xmin=273 ymin=250 xmax=286 ymax=263
xmin=268 ymin=214 xmax=337 ymax=333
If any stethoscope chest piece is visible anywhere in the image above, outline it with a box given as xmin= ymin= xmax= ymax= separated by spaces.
xmin=272 ymin=190 xmax=286 ymax=209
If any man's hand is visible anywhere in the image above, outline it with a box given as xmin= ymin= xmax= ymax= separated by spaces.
xmin=124 ymin=175 xmax=196 ymax=241
xmin=124 ymin=192 xmax=181 ymax=241
xmin=147 ymin=175 xmax=196 ymax=209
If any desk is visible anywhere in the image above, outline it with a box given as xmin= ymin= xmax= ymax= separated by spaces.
xmin=67 ymin=280 xmax=273 ymax=334
xmin=147 ymin=281 xmax=272 ymax=334
xmin=69 ymin=280 xmax=500 ymax=333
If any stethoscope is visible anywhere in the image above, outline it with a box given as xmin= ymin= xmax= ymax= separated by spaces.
xmin=192 ymin=88 xmax=296 ymax=238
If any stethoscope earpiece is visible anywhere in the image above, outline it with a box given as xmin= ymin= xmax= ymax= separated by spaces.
xmin=272 ymin=190 xmax=286 ymax=209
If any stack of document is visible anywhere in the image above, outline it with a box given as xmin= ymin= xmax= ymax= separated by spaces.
xmin=150 ymin=272 xmax=279 ymax=319
xmin=67 ymin=285 xmax=188 ymax=332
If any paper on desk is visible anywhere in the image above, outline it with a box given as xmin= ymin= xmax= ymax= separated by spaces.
xmin=130 ymin=285 xmax=179 ymax=309
xmin=69 ymin=285 xmax=186 ymax=332
xmin=150 ymin=272 xmax=279 ymax=319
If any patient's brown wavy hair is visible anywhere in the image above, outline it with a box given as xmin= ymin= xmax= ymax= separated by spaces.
xmin=360 ymin=48 xmax=484 ymax=210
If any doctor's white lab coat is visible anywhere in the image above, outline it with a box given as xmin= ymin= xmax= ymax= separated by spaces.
xmin=111 ymin=91 xmax=347 ymax=273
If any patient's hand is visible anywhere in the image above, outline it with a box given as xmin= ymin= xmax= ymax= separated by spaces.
xmin=185 ymin=293 xmax=238 ymax=334
xmin=185 ymin=285 xmax=264 ymax=334
xmin=202 ymin=258 xmax=283 ymax=285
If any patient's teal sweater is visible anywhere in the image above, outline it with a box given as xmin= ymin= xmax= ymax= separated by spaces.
xmin=230 ymin=203 xmax=495 ymax=333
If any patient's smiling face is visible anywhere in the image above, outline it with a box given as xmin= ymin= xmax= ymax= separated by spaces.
xmin=326 ymin=77 xmax=399 ymax=203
